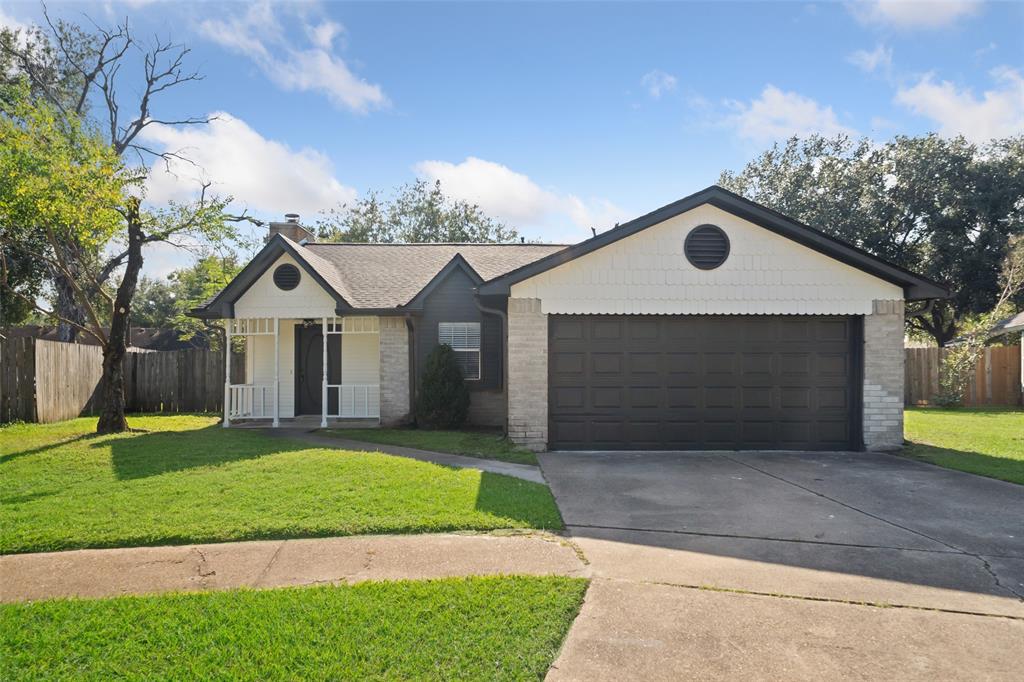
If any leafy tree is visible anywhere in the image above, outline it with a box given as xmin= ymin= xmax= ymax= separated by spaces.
xmin=415 ymin=344 xmax=471 ymax=429
xmin=167 ymin=253 xmax=242 ymax=349
xmin=316 ymin=179 xmax=519 ymax=243
xmin=719 ymin=134 xmax=1024 ymax=345
xmin=937 ymin=234 xmax=1024 ymax=404
xmin=131 ymin=277 xmax=178 ymax=329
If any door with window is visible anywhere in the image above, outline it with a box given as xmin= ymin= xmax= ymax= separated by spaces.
xmin=439 ymin=322 xmax=481 ymax=381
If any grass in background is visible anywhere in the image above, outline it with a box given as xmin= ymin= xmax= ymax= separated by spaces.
xmin=324 ymin=428 xmax=538 ymax=466
xmin=1 ymin=576 xmax=588 ymax=681
xmin=0 ymin=416 xmax=562 ymax=554
xmin=903 ymin=407 xmax=1024 ymax=485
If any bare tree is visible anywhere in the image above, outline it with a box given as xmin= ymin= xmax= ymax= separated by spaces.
xmin=2 ymin=6 xmax=213 ymax=341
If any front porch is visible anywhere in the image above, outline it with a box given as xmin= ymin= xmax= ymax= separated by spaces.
xmin=223 ymin=316 xmax=384 ymax=427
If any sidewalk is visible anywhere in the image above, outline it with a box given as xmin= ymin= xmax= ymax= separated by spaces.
xmin=0 ymin=532 xmax=586 ymax=602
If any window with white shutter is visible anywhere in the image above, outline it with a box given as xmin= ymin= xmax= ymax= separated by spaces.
xmin=438 ymin=322 xmax=481 ymax=380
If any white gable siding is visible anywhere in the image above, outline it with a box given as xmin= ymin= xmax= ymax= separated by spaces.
xmin=234 ymin=253 xmax=336 ymax=319
xmin=510 ymin=204 xmax=903 ymax=315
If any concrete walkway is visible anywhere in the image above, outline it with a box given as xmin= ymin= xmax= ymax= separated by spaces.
xmin=540 ymin=450 xmax=1024 ymax=681
xmin=0 ymin=533 xmax=586 ymax=602
xmin=267 ymin=429 xmax=546 ymax=484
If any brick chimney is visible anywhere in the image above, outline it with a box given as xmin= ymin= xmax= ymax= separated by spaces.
xmin=267 ymin=213 xmax=315 ymax=244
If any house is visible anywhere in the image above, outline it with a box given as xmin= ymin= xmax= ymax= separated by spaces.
xmin=190 ymin=185 xmax=947 ymax=452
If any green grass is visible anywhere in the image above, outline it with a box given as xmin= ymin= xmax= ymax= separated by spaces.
xmin=0 ymin=415 xmax=562 ymax=554
xmin=0 ymin=575 xmax=588 ymax=681
xmin=903 ymin=407 xmax=1024 ymax=485
xmin=324 ymin=428 xmax=539 ymax=466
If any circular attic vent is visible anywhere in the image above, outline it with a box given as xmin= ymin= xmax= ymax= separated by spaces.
xmin=273 ymin=263 xmax=301 ymax=291
xmin=684 ymin=224 xmax=730 ymax=270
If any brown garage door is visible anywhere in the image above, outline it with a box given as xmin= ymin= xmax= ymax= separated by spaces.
xmin=548 ymin=315 xmax=862 ymax=451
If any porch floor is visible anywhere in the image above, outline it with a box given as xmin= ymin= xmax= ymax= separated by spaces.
xmin=228 ymin=417 xmax=380 ymax=429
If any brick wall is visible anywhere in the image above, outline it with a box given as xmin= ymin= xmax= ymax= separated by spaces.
xmin=379 ymin=316 xmax=410 ymax=425
xmin=507 ymin=298 xmax=547 ymax=450
xmin=863 ymin=299 xmax=905 ymax=451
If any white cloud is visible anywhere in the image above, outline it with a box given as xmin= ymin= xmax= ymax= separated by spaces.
xmin=198 ymin=2 xmax=386 ymax=114
xmin=414 ymin=157 xmax=628 ymax=242
xmin=848 ymin=44 xmax=893 ymax=73
xmin=140 ymin=112 xmax=357 ymax=219
xmin=0 ymin=3 xmax=28 ymax=34
xmin=726 ymin=85 xmax=856 ymax=143
xmin=850 ymin=0 xmax=981 ymax=29
xmin=895 ymin=67 xmax=1024 ymax=141
xmin=640 ymin=69 xmax=678 ymax=99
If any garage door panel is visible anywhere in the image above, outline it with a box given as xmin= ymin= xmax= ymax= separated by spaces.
xmin=549 ymin=315 xmax=860 ymax=451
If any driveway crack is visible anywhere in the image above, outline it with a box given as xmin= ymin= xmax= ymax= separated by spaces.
xmin=721 ymin=454 xmax=1024 ymax=602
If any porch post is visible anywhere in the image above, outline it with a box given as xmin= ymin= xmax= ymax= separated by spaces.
xmin=273 ymin=317 xmax=280 ymax=428
xmin=321 ymin=316 xmax=328 ymax=427
xmin=223 ymin=319 xmax=232 ymax=428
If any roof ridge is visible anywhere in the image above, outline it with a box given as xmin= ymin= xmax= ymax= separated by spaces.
xmin=305 ymin=242 xmax=570 ymax=247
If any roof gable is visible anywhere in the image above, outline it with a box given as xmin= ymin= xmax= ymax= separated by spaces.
xmin=196 ymin=235 xmax=351 ymax=318
xmin=478 ymin=185 xmax=949 ymax=301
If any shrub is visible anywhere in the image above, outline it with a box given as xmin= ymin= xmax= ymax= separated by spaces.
xmin=416 ymin=344 xmax=470 ymax=429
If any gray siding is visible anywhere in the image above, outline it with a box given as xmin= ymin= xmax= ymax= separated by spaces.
xmin=416 ymin=268 xmax=502 ymax=392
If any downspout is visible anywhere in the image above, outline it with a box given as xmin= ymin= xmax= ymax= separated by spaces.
xmin=476 ymin=295 xmax=508 ymax=436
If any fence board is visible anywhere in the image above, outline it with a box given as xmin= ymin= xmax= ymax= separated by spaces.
xmin=904 ymin=345 xmax=1022 ymax=407
xmin=0 ymin=337 xmax=37 ymax=423
xmin=0 ymin=337 xmax=245 ymax=423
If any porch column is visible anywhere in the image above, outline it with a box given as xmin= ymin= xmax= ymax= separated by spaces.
xmin=273 ymin=317 xmax=280 ymax=428
xmin=223 ymin=320 xmax=232 ymax=428
xmin=321 ymin=316 xmax=328 ymax=427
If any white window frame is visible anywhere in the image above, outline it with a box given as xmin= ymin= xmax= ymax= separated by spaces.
xmin=439 ymin=322 xmax=481 ymax=381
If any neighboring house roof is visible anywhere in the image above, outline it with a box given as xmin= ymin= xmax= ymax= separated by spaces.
xmin=989 ymin=311 xmax=1024 ymax=337
xmin=477 ymin=185 xmax=949 ymax=301
xmin=191 ymin=236 xmax=566 ymax=318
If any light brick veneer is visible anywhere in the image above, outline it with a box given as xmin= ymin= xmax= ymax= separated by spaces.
xmin=379 ymin=316 xmax=410 ymax=426
xmin=863 ymin=299 xmax=905 ymax=451
xmin=507 ymin=298 xmax=548 ymax=451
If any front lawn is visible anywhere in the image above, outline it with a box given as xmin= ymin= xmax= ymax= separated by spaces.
xmin=0 ymin=416 xmax=562 ymax=554
xmin=0 ymin=575 xmax=588 ymax=681
xmin=324 ymin=427 xmax=538 ymax=466
xmin=903 ymin=407 xmax=1024 ymax=485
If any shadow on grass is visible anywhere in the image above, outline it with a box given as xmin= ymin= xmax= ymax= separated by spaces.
xmin=901 ymin=442 xmax=1024 ymax=486
xmin=474 ymin=471 xmax=564 ymax=530
xmin=0 ymin=433 xmax=102 ymax=465
xmin=101 ymin=425 xmax=311 ymax=480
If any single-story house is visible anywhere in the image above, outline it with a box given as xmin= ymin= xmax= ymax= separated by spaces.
xmin=190 ymin=185 xmax=947 ymax=452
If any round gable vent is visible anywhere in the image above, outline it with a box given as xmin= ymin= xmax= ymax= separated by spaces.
xmin=273 ymin=263 xmax=301 ymax=291
xmin=684 ymin=224 xmax=730 ymax=270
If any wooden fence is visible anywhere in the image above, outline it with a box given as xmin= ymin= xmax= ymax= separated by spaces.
xmin=1 ymin=337 xmax=243 ymax=424
xmin=905 ymin=345 xmax=1022 ymax=407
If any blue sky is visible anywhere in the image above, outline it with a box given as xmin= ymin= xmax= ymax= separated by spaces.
xmin=2 ymin=1 xmax=1022 ymax=276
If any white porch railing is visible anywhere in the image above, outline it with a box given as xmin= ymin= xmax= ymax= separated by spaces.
xmin=326 ymin=384 xmax=380 ymax=419
xmin=227 ymin=383 xmax=274 ymax=419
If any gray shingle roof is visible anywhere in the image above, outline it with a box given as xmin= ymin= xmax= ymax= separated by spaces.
xmin=299 ymin=242 xmax=567 ymax=308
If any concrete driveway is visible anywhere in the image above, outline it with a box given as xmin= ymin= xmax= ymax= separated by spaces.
xmin=539 ymin=450 xmax=1024 ymax=681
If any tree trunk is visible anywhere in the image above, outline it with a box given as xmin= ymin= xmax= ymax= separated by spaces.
xmin=96 ymin=199 xmax=143 ymax=434
xmin=50 ymin=243 xmax=87 ymax=342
